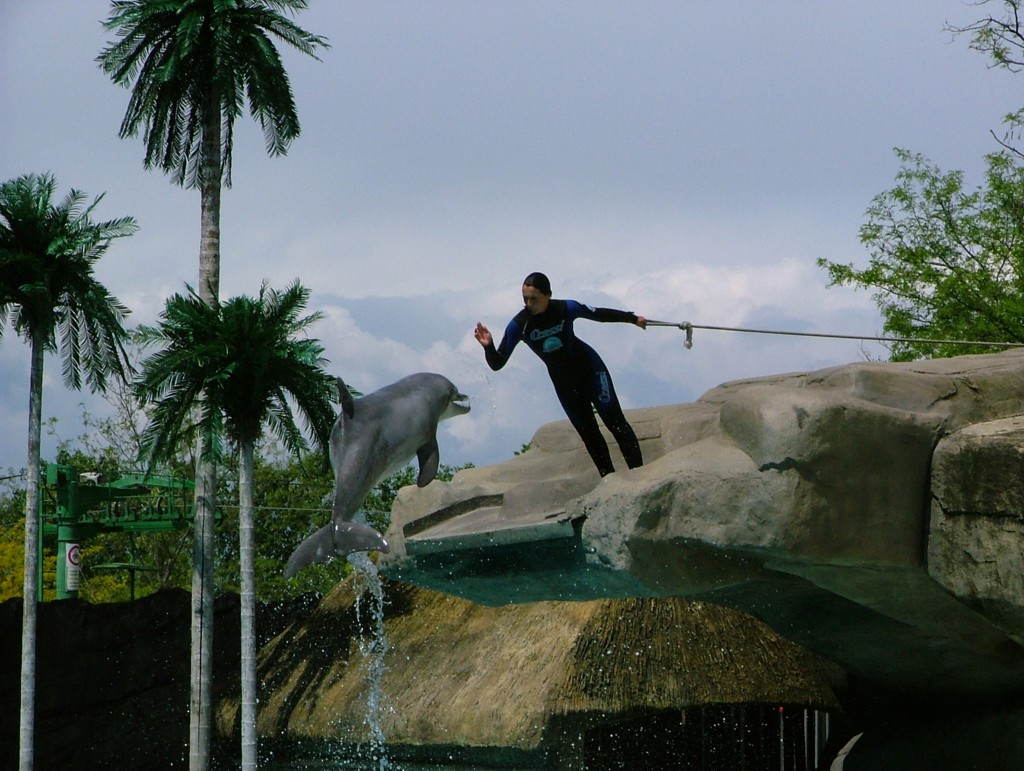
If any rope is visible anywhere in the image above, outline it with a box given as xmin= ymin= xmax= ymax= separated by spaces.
xmin=645 ymin=320 xmax=1024 ymax=351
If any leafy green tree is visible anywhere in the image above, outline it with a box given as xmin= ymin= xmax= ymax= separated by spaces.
xmin=0 ymin=172 xmax=135 ymax=771
xmin=0 ymin=526 xmax=27 ymax=602
xmin=0 ymin=482 xmax=56 ymax=605
xmin=135 ymin=281 xmax=336 ymax=771
xmin=819 ymin=2 xmax=1024 ymax=363
xmin=98 ymin=5 xmax=328 ymax=765
xmin=0 ymin=480 xmax=28 ymax=602
xmin=818 ymin=149 xmax=1024 ymax=361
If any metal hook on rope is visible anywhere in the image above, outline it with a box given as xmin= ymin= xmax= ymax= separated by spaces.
xmin=647 ymin=320 xmax=694 ymax=349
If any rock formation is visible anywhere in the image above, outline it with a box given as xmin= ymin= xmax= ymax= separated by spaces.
xmin=381 ymin=349 xmax=1024 ymax=717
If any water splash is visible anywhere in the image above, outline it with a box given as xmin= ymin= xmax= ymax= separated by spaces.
xmin=347 ymin=549 xmax=390 ymax=770
xmin=481 ymin=371 xmax=498 ymax=412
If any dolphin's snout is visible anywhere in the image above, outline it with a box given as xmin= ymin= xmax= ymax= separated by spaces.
xmin=453 ymin=391 xmax=471 ymax=414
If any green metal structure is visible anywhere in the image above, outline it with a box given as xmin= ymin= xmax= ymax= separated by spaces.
xmin=39 ymin=461 xmax=202 ymax=600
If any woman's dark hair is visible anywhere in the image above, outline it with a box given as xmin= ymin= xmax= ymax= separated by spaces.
xmin=523 ymin=271 xmax=552 ymax=296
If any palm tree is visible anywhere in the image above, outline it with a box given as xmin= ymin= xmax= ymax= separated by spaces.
xmin=97 ymin=5 xmax=328 ymax=764
xmin=135 ymin=281 xmax=336 ymax=771
xmin=97 ymin=0 xmax=329 ymax=305
xmin=0 ymin=172 xmax=136 ymax=771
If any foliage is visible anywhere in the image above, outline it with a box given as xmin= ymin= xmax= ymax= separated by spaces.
xmin=0 ymin=483 xmax=27 ymax=602
xmin=948 ymin=0 xmax=1024 ymax=70
xmin=215 ymin=447 xmax=336 ymax=599
xmin=0 ymin=524 xmax=26 ymax=601
xmin=0 ymin=170 xmax=137 ymax=599
xmin=97 ymin=0 xmax=330 ymax=189
xmin=0 ymin=513 xmax=57 ymax=604
xmin=0 ymin=172 xmax=137 ymax=389
xmin=134 ymin=281 xmax=338 ymax=467
xmin=47 ymin=341 xmax=183 ymax=471
xmin=818 ymin=150 xmax=1024 ymax=361
xmin=819 ymin=2 xmax=1024 ymax=362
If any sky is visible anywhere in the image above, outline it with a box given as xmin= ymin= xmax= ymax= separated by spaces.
xmin=1 ymin=0 xmax=1021 ymax=474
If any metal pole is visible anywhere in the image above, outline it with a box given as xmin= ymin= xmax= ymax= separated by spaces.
xmin=55 ymin=529 xmax=81 ymax=600
xmin=54 ymin=470 xmax=80 ymax=600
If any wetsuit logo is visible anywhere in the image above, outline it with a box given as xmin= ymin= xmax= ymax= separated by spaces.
xmin=530 ymin=321 xmax=564 ymax=341
xmin=597 ymin=371 xmax=611 ymax=403
xmin=542 ymin=337 xmax=563 ymax=353
xmin=531 ymin=321 xmax=565 ymax=354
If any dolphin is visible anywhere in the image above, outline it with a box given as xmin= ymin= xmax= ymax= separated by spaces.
xmin=284 ymin=372 xmax=470 ymax=577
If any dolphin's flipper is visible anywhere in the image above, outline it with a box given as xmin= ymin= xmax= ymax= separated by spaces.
xmin=416 ymin=438 xmax=440 ymax=487
xmin=284 ymin=520 xmax=389 ymax=578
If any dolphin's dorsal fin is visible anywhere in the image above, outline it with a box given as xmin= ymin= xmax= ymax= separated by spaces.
xmin=416 ymin=437 xmax=440 ymax=487
xmin=336 ymin=376 xmax=355 ymax=419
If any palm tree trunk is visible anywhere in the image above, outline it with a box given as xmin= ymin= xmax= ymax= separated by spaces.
xmin=198 ymin=88 xmax=221 ymax=306
xmin=190 ymin=90 xmax=223 ymax=771
xmin=19 ymin=331 xmax=45 ymax=770
xmin=239 ymin=441 xmax=257 ymax=770
xmin=189 ymin=450 xmax=216 ymax=771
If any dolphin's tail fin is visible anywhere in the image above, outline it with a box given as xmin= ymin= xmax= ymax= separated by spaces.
xmin=284 ymin=524 xmax=334 ymax=578
xmin=284 ymin=520 xmax=390 ymax=578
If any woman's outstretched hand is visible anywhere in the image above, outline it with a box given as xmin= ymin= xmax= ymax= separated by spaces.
xmin=474 ymin=321 xmax=493 ymax=347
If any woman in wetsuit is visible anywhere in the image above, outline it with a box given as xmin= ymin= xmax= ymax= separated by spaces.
xmin=474 ymin=271 xmax=646 ymax=476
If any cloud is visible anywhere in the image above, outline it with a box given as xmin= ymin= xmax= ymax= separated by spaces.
xmin=0 ymin=0 xmax=1017 ymax=472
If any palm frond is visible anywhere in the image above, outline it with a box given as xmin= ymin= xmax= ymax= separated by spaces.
xmin=0 ymin=172 xmax=135 ymax=391
xmin=97 ymin=0 xmax=328 ymax=188
xmin=135 ymin=280 xmax=336 ymax=470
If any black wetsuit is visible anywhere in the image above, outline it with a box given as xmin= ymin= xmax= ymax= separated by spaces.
xmin=483 ymin=299 xmax=644 ymax=476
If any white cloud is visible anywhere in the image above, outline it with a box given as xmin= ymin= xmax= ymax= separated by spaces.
xmin=0 ymin=0 xmax=1015 ymax=470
